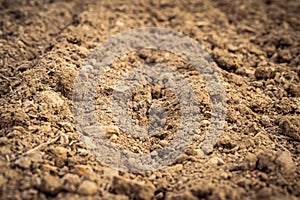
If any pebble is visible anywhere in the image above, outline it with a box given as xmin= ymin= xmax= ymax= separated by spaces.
xmin=200 ymin=143 xmax=214 ymax=155
xmin=104 ymin=125 xmax=120 ymax=138
xmin=289 ymin=84 xmax=300 ymax=97
xmin=208 ymin=157 xmax=225 ymax=166
xmin=110 ymin=134 xmax=118 ymax=140
xmin=159 ymin=140 xmax=168 ymax=146
xmin=243 ymin=153 xmax=257 ymax=170
xmin=148 ymin=174 xmax=156 ymax=181
xmin=22 ymin=100 xmax=36 ymax=113
xmin=15 ymin=157 xmax=31 ymax=169
xmin=246 ymin=123 xmax=259 ymax=135
xmin=254 ymin=66 xmax=275 ymax=80
xmin=257 ymin=151 xmax=276 ymax=173
xmin=201 ymin=120 xmax=210 ymax=125
xmin=39 ymin=90 xmax=65 ymax=109
xmin=73 ymin=165 xmax=93 ymax=176
xmin=275 ymin=151 xmax=295 ymax=175
xmin=261 ymin=115 xmax=271 ymax=127
xmin=77 ymin=180 xmax=98 ymax=195
xmin=259 ymin=172 xmax=268 ymax=181
xmin=227 ymin=44 xmax=240 ymax=52
xmin=279 ymin=116 xmax=300 ymax=140
xmin=51 ymin=146 xmax=68 ymax=158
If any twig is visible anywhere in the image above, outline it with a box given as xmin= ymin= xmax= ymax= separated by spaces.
xmin=13 ymin=134 xmax=60 ymax=161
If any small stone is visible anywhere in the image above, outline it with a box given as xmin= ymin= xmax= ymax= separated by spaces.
xmin=201 ymin=120 xmax=210 ymax=125
xmin=77 ymin=180 xmax=98 ymax=195
xmin=51 ymin=146 xmax=68 ymax=158
xmin=148 ymin=174 xmax=156 ymax=181
xmin=288 ymin=84 xmax=300 ymax=97
xmin=55 ymin=157 xmax=65 ymax=168
xmin=15 ymin=157 xmax=31 ymax=169
xmin=216 ymin=135 xmax=237 ymax=149
xmin=200 ymin=143 xmax=214 ymax=155
xmin=257 ymin=151 xmax=276 ymax=173
xmin=77 ymin=148 xmax=89 ymax=156
xmin=227 ymin=44 xmax=240 ymax=52
xmin=38 ymin=90 xmax=65 ymax=109
xmin=254 ymin=66 xmax=275 ymax=80
xmin=259 ymin=172 xmax=268 ymax=181
xmin=246 ymin=123 xmax=259 ymax=135
xmin=22 ymin=100 xmax=37 ymax=113
xmin=243 ymin=153 xmax=257 ymax=170
xmin=275 ymin=151 xmax=295 ymax=175
xmin=204 ymin=111 xmax=212 ymax=118
xmin=73 ymin=165 xmax=93 ymax=176
xmin=279 ymin=116 xmax=300 ymax=140
xmin=261 ymin=115 xmax=271 ymax=127
xmin=116 ymin=20 xmax=124 ymax=27
xmin=110 ymin=134 xmax=118 ymax=141
xmin=159 ymin=140 xmax=168 ymax=146
xmin=104 ymin=125 xmax=120 ymax=138
xmin=155 ymin=192 xmax=164 ymax=199
xmin=212 ymin=48 xmax=242 ymax=71
xmin=208 ymin=157 xmax=225 ymax=166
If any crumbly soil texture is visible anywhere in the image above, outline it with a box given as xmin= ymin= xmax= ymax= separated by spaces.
xmin=0 ymin=0 xmax=300 ymax=199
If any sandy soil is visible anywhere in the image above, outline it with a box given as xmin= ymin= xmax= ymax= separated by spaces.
xmin=0 ymin=0 xmax=299 ymax=199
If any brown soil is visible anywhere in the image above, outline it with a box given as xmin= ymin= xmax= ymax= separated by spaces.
xmin=0 ymin=0 xmax=299 ymax=199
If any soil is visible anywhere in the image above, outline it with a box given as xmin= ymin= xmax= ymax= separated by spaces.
xmin=0 ymin=0 xmax=299 ymax=199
